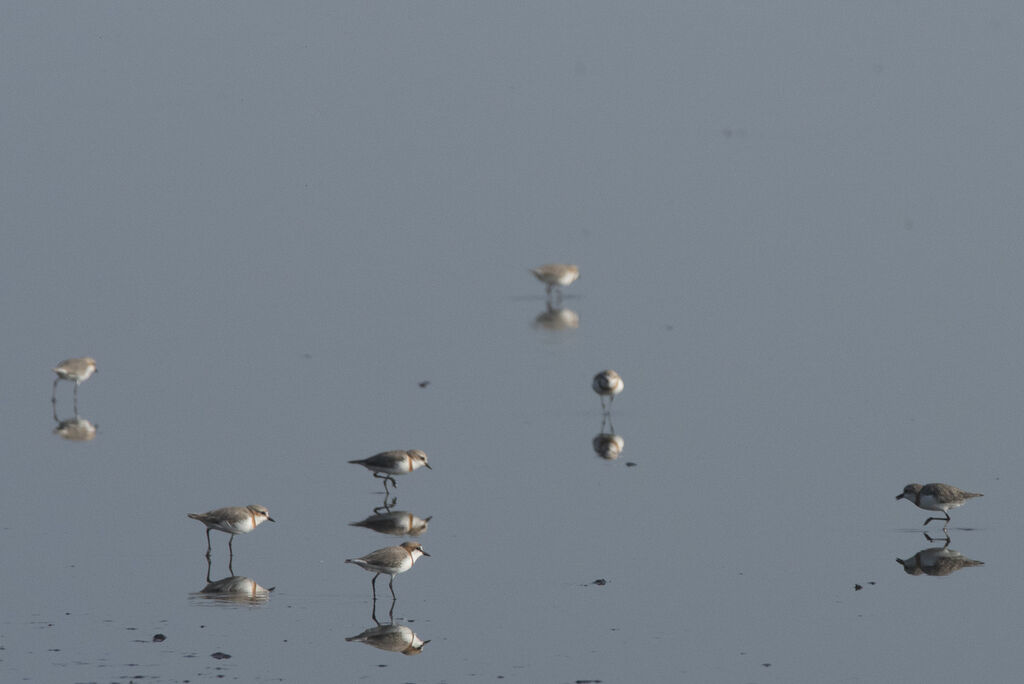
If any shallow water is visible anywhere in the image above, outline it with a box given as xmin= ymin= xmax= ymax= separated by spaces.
xmin=4 ymin=3 xmax=1024 ymax=682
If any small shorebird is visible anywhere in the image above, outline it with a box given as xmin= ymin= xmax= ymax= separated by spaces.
xmin=346 ymin=541 xmax=430 ymax=600
xmin=530 ymin=264 xmax=579 ymax=301
xmin=52 ymin=357 xmax=97 ymax=413
xmin=592 ymin=370 xmax=624 ymax=412
xmin=349 ymin=450 xmax=431 ymax=492
xmin=187 ymin=505 xmax=275 ymax=556
xmin=895 ymin=483 xmax=983 ymax=531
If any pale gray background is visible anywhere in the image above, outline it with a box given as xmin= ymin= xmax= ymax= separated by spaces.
xmin=2 ymin=2 xmax=1023 ymax=682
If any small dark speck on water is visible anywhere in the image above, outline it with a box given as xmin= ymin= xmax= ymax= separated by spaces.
xmin=211 ymin=652 xmax=231 ymax=660
xmin=576 ymin=680 xmax=603 ymax=683
xmin=625 ymin=462 xmax=637 ymax=467
xmin=763 ymin=663 xmax=771 ymax=667
xmin=418 ymin=380 xmax=430 ymax=388
xmin=153 ymin=633 xmax=166 ymax=642
xmin=592 ymin=579 xmax=607 ymax=586
xmin=854 ymin=585 xmax=863 ymax=591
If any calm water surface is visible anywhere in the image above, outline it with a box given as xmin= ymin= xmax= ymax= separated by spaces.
xmin=3 ymin=3 xmax=1024 ymax=683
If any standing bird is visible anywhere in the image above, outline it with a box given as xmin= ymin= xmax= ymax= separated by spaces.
xmin=895 ymin=483 xmax=983 ymax=531
xmin=346 ymin=541 xmax=430 ymax=600
xmin=52 ymin=357 xmax=97 ymax=415
xmin=349 ymin=450 xmax=432 ymax=492
xmin=592 ymin=370 xmax=624 ymax=412
xmin=187 ymin=504 xmax=275 ymax=557
xmin=530 ymin=264 xmax=580 ymax=302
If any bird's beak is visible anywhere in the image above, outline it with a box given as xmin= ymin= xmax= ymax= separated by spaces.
xmin=421 ymin=550 xmax=431 ymax=557
xmin=895 ymin=494 xmax=904 ymax=501
xmin=424 ymin=463 xmax=432 ymax=469
xmin=267 ymin=517 xmax=277 ymax=523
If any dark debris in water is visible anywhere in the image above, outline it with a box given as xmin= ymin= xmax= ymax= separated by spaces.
xmin=153 ymin=633 xmax=166 ymax=642
xmin=625 ymin=462 xmax=637 ymax=467
xmin=211 ymin=651 xmax=231 ymax=659
xmin=418 ymin=380 xmax=431 ymax=388
xmin=591 ymin=578 xmax=607 ymax=586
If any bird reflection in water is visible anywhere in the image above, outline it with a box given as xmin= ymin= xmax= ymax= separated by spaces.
xmin=897 ymin=539 xmax=984 ymax=577
xmin=592 ymin=411 xmax=624 ymax=461
xmin=192 ymin=556 xmax=274 ymax=605
xmin=350 ymin=510 xmax=432 ymax=537
xmin=53 ymin=416 xmax=98 ymax=442
xmin=345 ymin=599 xmax=430 ymax=655
xmin=52 ymin=398 xmax=97 ymax=442
xmin=592 ymin=432 xmax=625 ymax=461
xmin=532 ymin=302 xmax=580 ymax=332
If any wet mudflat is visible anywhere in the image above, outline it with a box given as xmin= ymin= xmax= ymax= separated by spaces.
xmin=4 ymin=3 xmax=1024 ymax=683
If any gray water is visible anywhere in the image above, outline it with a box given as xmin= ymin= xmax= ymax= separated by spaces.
xmin=3 ymin=3 xmax=1024 ymax=682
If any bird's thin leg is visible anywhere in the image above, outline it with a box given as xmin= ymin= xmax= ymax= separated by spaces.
xmin=205 ymin=528 xmax=213 ymax=557
xmin=924 ymin=531 xmax=951 ymax=547
xmin=371 ymin=597 xmax=381 ymax=625
xmin=373 ymin=472 xmax=398 ymax=492
xmin=73 ymin=384 xmax=79 ymax=417
xmin=52 ymin=378 xmax=59 ymax=405
xmin=388 ymin=597 xmax=396 ymax=620
xmin=388 ymin=576 xmax=396 ymax=600
xmin=228 ymin=534 xmax=235 ymax=557
xmin=923 ymin=512 xmax=951 ymax=527
xmin=371 ymin=573 xmax=379 ymax=600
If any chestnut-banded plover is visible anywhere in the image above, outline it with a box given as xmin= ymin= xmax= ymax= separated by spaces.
xmin=345 ymin=541 xmax=429 ymax=600
xmin=592 ymin=370 xmax=624 ymax=412
xmin=52 ymin=357 xmax=97 ymax=413
xmin=349 ymin=450 xmax=431 ymax=492
xmin=187 ymin=504 xmax=275 ymax=556
xmin=530 ymin=263 xmax=579 ymax=301
xmin=895 ymin=483 xmax=982 ymax=530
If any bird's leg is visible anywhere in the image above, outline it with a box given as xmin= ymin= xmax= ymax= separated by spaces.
xmin=205 ymin=528 xmax=213 ymax=557
xmin=371 ymin=573 xmax=379 ymax=600
xmin=228 ymin=534 xmax=235 ymax=557
xmin=373 ymin=472 xmax=398 ymax=490
xmin=388 ymin=576 xmax=396 ymax=600
xmin=924 ymin=531 xmax=951 ymax=547
xmin=73 ymin=384 xmax=79 ymax=417
xmin=371 ymin=597 xmax=381 ymax=625
xmin=923 ymin=511 xmax=951 ymax=527
xmin=51 ymin=378 xmax=59 ymax=405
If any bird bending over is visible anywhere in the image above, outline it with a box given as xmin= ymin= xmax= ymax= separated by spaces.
xmin=895 ymin=483 xmax=982 ymax=531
